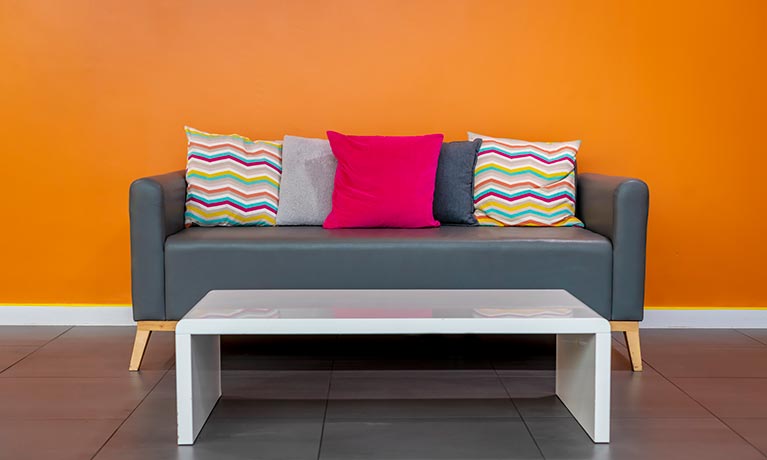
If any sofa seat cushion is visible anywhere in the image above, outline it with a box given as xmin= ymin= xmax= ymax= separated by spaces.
xmin=164 ymin=226 xmax=612 ymax=320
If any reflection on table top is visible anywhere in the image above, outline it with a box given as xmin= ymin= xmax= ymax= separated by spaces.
xmin=182 ymin=289 xmax=599 ymax=321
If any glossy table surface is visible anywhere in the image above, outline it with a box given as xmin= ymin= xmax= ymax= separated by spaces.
xmin=177 ymin=289 xmax=609 ymax=335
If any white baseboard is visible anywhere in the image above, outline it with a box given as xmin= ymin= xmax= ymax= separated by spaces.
xmin=0 ymin=306 xmax=134 ymax=326
xmin=0 ymin=305 xmax=765 ymax=328
xmin=642 ymin=308 xmax=767 ymax=328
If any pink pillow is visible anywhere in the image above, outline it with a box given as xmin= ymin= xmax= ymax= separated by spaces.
xmin=323 ymin=131 xmax=444 ymax=228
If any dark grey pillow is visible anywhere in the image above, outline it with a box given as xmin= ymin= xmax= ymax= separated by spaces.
xmin=433 ymin=139 xmax=482 ymax=225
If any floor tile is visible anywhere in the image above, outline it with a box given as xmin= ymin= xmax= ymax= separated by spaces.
xmin=222 ymin=370 xmax=331 ymax=400
xmin=139 ymin=369 xmax=176 ymax=400
xmin=672 ymin=378 xmax=767 ymax=417
xmin=492 ymin=355 xmax=556 ymax=371
xmin=145 ymin=369 xmax=332 ymax=403
xmin=2 ymin=326 xmax=175 ymax=377
xmin=641 ymin=347 xmax=767 ymax=377
xmin=526 ymin=417 xmax=766 ymax=460
xmin=501 ymin=364 xmax=709 ymax=419
xmin=222 ymin=356 xmax=333 ymax=370
xmin=723 ymin=418 xmax=767 ymax=456
xmin=195 ymin=418 xmax=322 ymax=460
xmin=333 ymin=357 xmax=494 ymax=370
xmin=320 ymin=418 xmax=542 ymax=460
xmin=326 ymin=398 xmax=519 ymax=420
xmin=637 ymin=329 xmax=766 ymax=349
xmin=94 ymin=387 xmax=323 ymax=460
xmin=0 ymin=345 xmax=38 ymax=372
xmin=3 ymin=326 xmax=767 ymax=460
xmin=609 ymin=343 xmax=641 ymax=373
xmin=47 ymin=326 xmax=135 ymax=340
xmin=514 ymin=395 xmax=572 ymax=418
xmin=0 ymin=326 xmax=69 ymax=347
xmin=500 ymin=372 xmax=556 ymax=398
xmin=496 ymin=342 xmax=656 ymax=379
xmin=0 ymin=373 xmax=164 ymax=420
xmin=610 ymin=371 xmax=710 ymax=418
xmin=144 ymin=370 xmax=329 ymax=420
xmin=329 ymin=370 xmax=508 ymax=400
xmin=499 ymin=370 xmax=571 ymax=418
xmin=90 ymin=397 xmax=181 ymax=460
xmin=496 ymin=369 xmax=556 ymax=378
xmin=525 ymin=417 xmax=610 ymax=459
xmin=212 ymin=398 xmax=327 ymax=420
xmin=215 ymin=372 xmax=329 ymax=420
xmin=739 ymin=330 xmax=767 ymax=346
xmin=149 ymin=369 xmax=327 ymax=419
xmin=0 ymin=419 xmax=121 ymax=460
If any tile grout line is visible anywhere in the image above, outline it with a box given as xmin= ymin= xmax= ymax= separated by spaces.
xmin=315 ymin=337 xmax=338 ymax=460
xmin=492 ymin=360 xmax=547 ymax=460
xmin=640 ymin=345 xmax=767 ymax=458
xmin=616 ymin=330 xmax=767 ymax=457
xmin=614 ymin=335 xmax=767 ymax=378
xmin=656 ymin=376 xmax=767 ymax=380
xmin=89 ymin=366 xmax=174 ymax=460
xmin=734 ymin=329 xmax=767 ymax=347
xmin=592 ymin=337 xmax=766 ymax=457
xmin=0 ymin=326 xmax=73 ymax=375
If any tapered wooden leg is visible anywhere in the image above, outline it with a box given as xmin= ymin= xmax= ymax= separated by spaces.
xmin=129 ymin=321 xmax=178 ymax=371
xmin=129 ymin=328 xmax=151 ymax=371
xmin=610 ymin=321 xmax=643 ymax=372
xmin=624 ymin=329 xmax=643 ymax=372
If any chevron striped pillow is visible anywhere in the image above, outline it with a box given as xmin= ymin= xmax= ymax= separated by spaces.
xmin=469 ymin=133 xmax=583 ymax=227
xmin=184 ymin=127 xmax=282 ymax=226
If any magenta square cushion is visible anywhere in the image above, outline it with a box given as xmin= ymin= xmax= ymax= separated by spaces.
xmin=323 ymin=131 xmax=444 ymax=228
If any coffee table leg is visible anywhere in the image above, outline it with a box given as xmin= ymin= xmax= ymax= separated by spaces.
xmin=555 ymin=332 xmax=611 ymax=443
xmin=176 ymin=333 xmax=221 ymax=445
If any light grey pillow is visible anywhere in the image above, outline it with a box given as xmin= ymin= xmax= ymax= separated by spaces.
xmin=276 ymin=135 xmax=337 ymax=225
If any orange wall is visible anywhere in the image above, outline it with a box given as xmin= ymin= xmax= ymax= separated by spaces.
xmin=0 ymin=0 xmax=765 ymax=307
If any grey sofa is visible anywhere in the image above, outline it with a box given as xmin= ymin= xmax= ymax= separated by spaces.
xmin=128 ymin=170 xmax=649 ymax=371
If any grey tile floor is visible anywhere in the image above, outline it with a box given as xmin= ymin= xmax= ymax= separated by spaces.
xmin=1 ymin=327 xmax=766 ymax=459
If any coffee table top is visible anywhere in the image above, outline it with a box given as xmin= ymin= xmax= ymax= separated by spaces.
xmin=177 ymin=289 xmax=609 ymax=335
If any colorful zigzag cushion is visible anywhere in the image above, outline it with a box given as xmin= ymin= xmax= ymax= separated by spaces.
xmin=469 ymin=132 xmax=583 ymax=227
xmin=184 ymin=127 xmax=282 ymax=226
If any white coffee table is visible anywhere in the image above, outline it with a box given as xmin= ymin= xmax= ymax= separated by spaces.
xmin=175 ymin=289 xmax=611 ymax=445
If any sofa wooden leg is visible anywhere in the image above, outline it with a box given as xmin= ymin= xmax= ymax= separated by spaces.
xmin=129 ymin=321 xmax=178 ymax=371
xmin=129 ymin=328 xmax=151 ymax=371
xmin=624 ymin=328 xmax=643 ymax=372
xmin=610 ymin=321 xmax=643 ymax=372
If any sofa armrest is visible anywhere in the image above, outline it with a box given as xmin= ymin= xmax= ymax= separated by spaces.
xmin=577 ymin=173 xmax=649 ymax=321
xmin=129 ymin=170 xmax=186 ymax=321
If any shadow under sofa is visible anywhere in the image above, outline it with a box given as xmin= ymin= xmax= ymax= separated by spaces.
xmin=128 ymin=169 xmax=649 ymax=372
